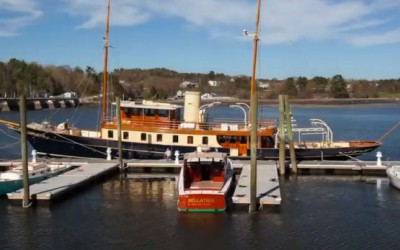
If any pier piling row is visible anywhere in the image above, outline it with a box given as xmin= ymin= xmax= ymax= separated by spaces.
xmin=0 ymin=98 xmax=79 ymax=112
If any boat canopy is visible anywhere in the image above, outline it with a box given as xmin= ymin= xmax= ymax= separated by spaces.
xmin=112 ymin=100 xmax=183 ymax=110
xmin=184 ymin=152 xmax=227 ymax=163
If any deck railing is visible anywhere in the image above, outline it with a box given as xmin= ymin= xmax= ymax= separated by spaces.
xmin=102 ymin=117 xmax=277 ymax=131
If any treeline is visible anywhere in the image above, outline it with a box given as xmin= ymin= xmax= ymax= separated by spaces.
xmin=0 ymin=58 xmax=123 ymax=98
xmin=277 ymin=75 xmax=400 ymax=99
xmin=0 ymin=58 xmax=399 ymax=100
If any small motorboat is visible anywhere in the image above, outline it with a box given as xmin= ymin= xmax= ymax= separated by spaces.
xmin=386 ymin=165 xmax=400 ymax=190
xmin=177 ymin=149 xmax=235 ymax=212
xmin=0 ymin=162 xmax=71 ymax=195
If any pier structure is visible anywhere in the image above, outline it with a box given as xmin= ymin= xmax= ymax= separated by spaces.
xmin=1 ymin=156 xmax=398 ymax=206
xmin=232 ymin=162 xmax=281 ymax=208
xmin=0 ymin=97 xmax=79 ymax=112
xmin=294 ymin=160 xmax=399 ymax=174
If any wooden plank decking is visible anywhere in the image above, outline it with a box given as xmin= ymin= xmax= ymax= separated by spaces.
xmin=295 ymin=161 xmax=400 ymax=171
xmin=232 ymin=162 xmax=281 ymax=207
xmin=7 ymin=162 xmax=119 ymax=201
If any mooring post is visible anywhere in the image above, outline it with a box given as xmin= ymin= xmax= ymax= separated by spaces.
xmin=284 ymin=95 xmax=297 ymax=173
xmin=376 ymin=151 xmax=382 ymax=166
xmin=174 ymin=150 xmax=180 ymax=165
xmin=249 ymin=86 xmax=259 ymax=213
xmin=278 ymin=95 xmax=286 ymax=175
xmin=31 ymin=150 xmax=37 ymax=163
xmin=116 ymin=97 xmax=123 ymax=171
xmin=20 ymin=95 xmax=30 ymax=208
xmin=106 ymin=147 xmax=111 ymax=161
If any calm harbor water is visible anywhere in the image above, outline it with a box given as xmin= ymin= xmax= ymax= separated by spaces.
xmin=0 ymin=103 xmax=399 ymax=249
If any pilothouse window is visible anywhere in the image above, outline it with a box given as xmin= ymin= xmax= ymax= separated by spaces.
xmin=145 ymin=109 xmax=155 ymax=117
xmin=123 ymin=132 xmax=129 ymax=139
xmin=158 ymin=110 xmax=168 ymax=117
xmin=141 ymin=133 xmax=146 ymax=141
xmin=217 ymin=135 xmax=226 ymax=143
xmin=132 ymin=108 xmax=142 ymax=116
xmin=108 ymin=130 xmax=113 ymax=138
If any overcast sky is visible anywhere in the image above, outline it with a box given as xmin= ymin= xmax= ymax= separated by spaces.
xmin=1 ymin=0 xmax=400 ymax=79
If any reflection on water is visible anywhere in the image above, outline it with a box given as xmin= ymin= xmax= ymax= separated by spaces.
xmin=0 ymin=174 xmax=399 ymax=249
xmin=101 ymin=175 xmax=178 ymax=210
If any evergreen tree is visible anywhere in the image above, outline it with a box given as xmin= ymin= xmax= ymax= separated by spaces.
xmin=329 ymin=74 xmax=349 ymax=98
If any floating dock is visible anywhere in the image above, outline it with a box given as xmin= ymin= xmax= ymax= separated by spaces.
xmin=2 ymin=156 xmax=398 ymax=207
xmin=126 ymin=159 xmax=180 ymax=171
xmin=295 ymin=160 xmax=400 ymax=173
xmin=7 ymin=162 xmax=119 ymax=202
xmin=232 ymin=162 xmax=281 ymax=208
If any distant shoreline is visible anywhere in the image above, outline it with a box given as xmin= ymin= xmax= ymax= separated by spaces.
xmin=257 ymin=98 xmax=400 ymax=105
xmin=164 ymin=97 xmax=400 ymax=106
xmin=79 ymin=97 xmax=400 ymax=106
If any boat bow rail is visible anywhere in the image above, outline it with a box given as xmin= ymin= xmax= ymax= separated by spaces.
xmin=275 ymin=118 xmax=334 ymax=147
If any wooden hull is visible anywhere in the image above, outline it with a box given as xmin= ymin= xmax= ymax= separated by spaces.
xmin=0 ymin=165 xmax=71 ymax=195
xmin=0 ymin=175 xmax=46 ymax=195
xmin=3 ymin=123 xmax=381 ymax=161
xmin=9 ymin=126 xmax=380 ymax=160
xmin=178 ymin=193 xmax=228 ymax=212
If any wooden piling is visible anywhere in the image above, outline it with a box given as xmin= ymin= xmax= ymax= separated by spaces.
xmin=19 ymin=95 xmax=30 ymax=207
xmin=284 ymin=95 xmax=297 ymax=173
xmin=248 ymin=0 xmax=262 ymax=213
xmin=249 ymin=90 xmax=258 ymax=212
xmin=278 ymin=95 xmax=286 ymax=175
xmin=116 ymin=97 xmax=123 ymax=171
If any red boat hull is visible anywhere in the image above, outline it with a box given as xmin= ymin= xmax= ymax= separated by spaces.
xmin=178 ymin=193 xmax=227 ymax=212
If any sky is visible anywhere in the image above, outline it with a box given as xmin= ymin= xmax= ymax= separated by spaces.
xmin=1 ymin=0 xmax=400 ymax=80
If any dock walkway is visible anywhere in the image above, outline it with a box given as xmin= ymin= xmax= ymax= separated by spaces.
xmin=232 ymin=161 xmax=281 ymax=208
xmin=295 ymin=160 xmax=400 ymax=172
xmin=7 ymin=162 xmax=119 ymax=201
xmin=3 ymin=157 xmax=398 ymax=206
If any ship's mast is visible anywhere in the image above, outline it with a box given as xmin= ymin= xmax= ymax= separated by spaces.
xmin=249 ymin=0 xmax=261 ymax=213
xmin=102 ymin=0 xmax=111 ymax=123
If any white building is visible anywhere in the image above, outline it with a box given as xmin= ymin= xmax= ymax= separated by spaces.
xmin=258 ymin=82 xmax=270 ymax=89
xmin=208 ymin=80 xmax=221 ymax=87
xmin=61 ymin=92 xmax=78 ymax=98
xmin=179 ymin=81 xmax=199 ymax=88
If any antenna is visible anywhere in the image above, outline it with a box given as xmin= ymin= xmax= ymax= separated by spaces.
xmin=243 ymin=29 xmax=256 ymax=38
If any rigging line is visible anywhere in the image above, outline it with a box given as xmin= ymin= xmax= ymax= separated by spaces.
xmin=96 ymin=97 xmax=101 ymax=132
xmin=0 ymin=128 xmax=21 ymax=141
xmin=0 ymin=141 xmax=20 ymax=150
xmin=108 ymin=72 xmax=113 ymax=119
xmin=42 ymin=132 xmax=164 ymax=156
xmin=69 ymin=77 xmax=95 ymax=126
xmin=45 ymin=106 xmax=62 ymax=122
xmin=45 ymin=132 xmax=108 ymax=156
xmin=377 ymin=121 xmax=400 ymax=143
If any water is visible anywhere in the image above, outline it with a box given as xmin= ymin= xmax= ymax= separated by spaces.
xmin=0 ymin=103 xmax=399 ymax=249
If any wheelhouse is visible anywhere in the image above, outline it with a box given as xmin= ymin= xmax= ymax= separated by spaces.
xmin=104 ymin=100 xmax=183 ymax=129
